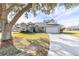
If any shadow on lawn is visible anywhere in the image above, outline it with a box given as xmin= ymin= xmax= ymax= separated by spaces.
xmin=0 ymin=37 xmax=50 ymax=56
xmin=0 ymin=39 xmax=22 ymax=56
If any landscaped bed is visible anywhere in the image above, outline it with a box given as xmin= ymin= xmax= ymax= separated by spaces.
xmin=63 ymin=31 xmax=79 ymax=38
xmin=0 ymin=32 xmax=50 ymax=56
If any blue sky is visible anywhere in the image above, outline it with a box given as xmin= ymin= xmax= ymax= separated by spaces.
xmin=16 ymin=4 xmax=79 ymax=27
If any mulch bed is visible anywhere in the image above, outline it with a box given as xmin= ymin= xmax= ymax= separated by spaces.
xmin=0 ymin=37 xmax=23 ymax=48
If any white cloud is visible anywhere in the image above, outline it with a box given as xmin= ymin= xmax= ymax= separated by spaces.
xmin=55 ymin=5 xmax=79 ymax=19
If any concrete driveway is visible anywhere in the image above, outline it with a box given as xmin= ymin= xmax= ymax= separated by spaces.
xmin=48 ymin=34 xmax=79 ymax=56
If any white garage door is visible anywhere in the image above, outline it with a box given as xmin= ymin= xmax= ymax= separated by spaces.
xmin=46 ymin=27 xmax=59 ymax=33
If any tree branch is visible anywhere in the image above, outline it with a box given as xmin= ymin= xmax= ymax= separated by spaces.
xmin=7 ymin=5 xmax=14 ymax=14
xmin=8 ymin=3 xmax=32 ymax=29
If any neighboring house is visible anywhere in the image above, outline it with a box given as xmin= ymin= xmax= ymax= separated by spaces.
xmin=12 ymin=19 xmax=62 ymax=33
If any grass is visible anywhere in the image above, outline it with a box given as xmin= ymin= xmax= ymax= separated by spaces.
xmin=12 ymin=32 xmax=48 ymax=39
xmin=63 ymin=31 xmax=79 ymax=38
xmin=0 ymin=32 xmax=49 ymax=56
xmin=0 ymin=45 xmax=21 ymax=56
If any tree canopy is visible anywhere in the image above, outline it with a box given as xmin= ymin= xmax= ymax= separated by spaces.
xmin=8 ymin=3 xmax=79 ymax=19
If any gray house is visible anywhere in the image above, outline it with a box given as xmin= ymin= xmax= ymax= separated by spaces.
xmin=13 ymin=19 xmax=61 ymax=33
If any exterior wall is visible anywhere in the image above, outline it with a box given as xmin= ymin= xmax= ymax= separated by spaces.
xmin=27 ymin=25 xmax=34 ymax=33
xmin=35 ymin=26 xmax=39 ymax=32
xmin=20 ymin=26 xmax=27 ymax=32
xmin=27 ymin=27 xmax=33 ymax=33
xmin=19 ymin=23 xmax=27 ymax=32
xmin=34 ymin=25 xmax=46 ymax=33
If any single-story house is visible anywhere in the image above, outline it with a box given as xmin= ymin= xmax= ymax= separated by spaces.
xmin=12 ymin=19 xmax=62 ymax=33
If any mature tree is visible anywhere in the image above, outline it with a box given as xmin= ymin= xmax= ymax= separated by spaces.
xmin=0 ymin=3 xmax=79 ymax=41
xmin=0 ymin=3 xmax=32 ymax=40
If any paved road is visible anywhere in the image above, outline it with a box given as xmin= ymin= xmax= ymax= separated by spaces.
xmin=48 ymin=34 xmax=79 ymax=56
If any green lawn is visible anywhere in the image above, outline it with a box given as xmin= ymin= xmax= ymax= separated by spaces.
xmin=12 ymin=32 xmax=48 ymax=39
xmin=63 ymin=31 xmax=79 ymax=38
xmin=0 ymin=32 xmax=49 ymax=56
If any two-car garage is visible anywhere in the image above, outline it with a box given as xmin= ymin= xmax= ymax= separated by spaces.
xmin=45 ymin=24 xmax=61 ymax=34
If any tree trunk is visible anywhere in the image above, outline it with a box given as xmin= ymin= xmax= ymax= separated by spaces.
xmin=1 ymin=20 xmax=12 ymax=40
xmin=0 ymin=4 xmax=12 ymax=41
xmin=0 ymin=4 xmax=12 ymax=48
xmin=0 ymin=20 xmax=13 ymax=48
xmin=0 ymin=30 xmax=13 ymax=48
xmin=2 ymin=31 xmax=12 ymax=40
